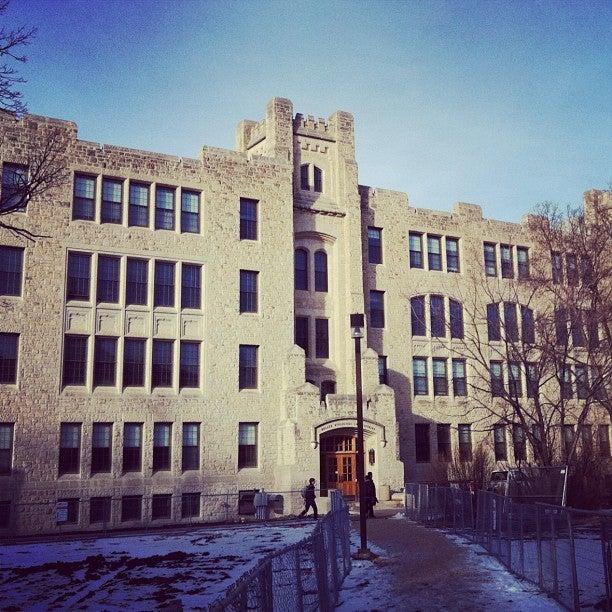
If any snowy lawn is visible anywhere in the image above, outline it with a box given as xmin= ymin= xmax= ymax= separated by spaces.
xmin=0 ymin=521 xmax=316 ymax=609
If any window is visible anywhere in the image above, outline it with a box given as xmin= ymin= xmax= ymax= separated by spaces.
xmin=484 ymin=242 xmax=497 ymax=276
xmin=368 ymin=227 xmax=382 ymax=264
xmin=500 ymin=244 xmax=513 ymax=278
xmin=415 ymin=423 xmax=430 ymax=463
xmin=154 ymin=261 xmax=175 ymax=307
xmin=427 ymin=236 xmax=442 ymax=271
xmin=446 ymin=237 xmax=460 ymax=273
xmin=490 ymin=361 xmax=504 ymax=396
xmin=91 ymin=423 xmax=112 ymax=474
xmin=315 ymin=318 xmax=329 ymax=359
xmin=182 ymin=493 xmax=200 ymax=518
xmin=487 ymin=303 xmax=501 ymax=341
xmin=59 ymin=423 xmax=81 ymax=475
xmin=378 ymin=356 xmax=388 ymax=385
xmin=294 ymin=249 xmax=308 ymax=290
xmin=493 ymin=425 xmax=507 ymax=461
xmin=1 ymin=163 xmax=27 ymax=212
xmin=123 ymin=338 xmax=145 ymax=387
xmin=89 ymin=497 xmax=111 ymax=523
xmin=521 ymin=306 xmax=535 ymax=344
xmin=182 ymin=423 xmax=200 ymax=471
xmin=96 ymin=255 xmax=120 ymax=303
xmin=320 ymin=380 xmax=336 ymax=403
xmin=432 ymin=358 xmax=448 ymax=396
xmin=314 ymin=251 xmax=328 ymax=292
xmin=517 ymin=247 xmax=529 ymax=279
xmin=430 ymin=295 xmax=445 ymax=337
xmin=508 ymin=362 xmax=522 ymax=397
xmin=555 ymin=308 xmax=568 ymax=345
xmin=152 ymin=494 xmax=172 ymax=520
xmin=0 ymin=333 xmax=18 ymax=384
xmin=458 ymin=424 xmax=472 ymax=461
xmin=437 ymin=424 xmax=451 ymax=461
xmin=313 ymin=166 xmax=323 ymax=192
xmin=449 ymin=299 xmax=464 ymax=339
xmin=0 ymin=424 xmax=13 ymax=474
xmin=370 ymin=290 xmax=385 ymax=328
xmin=526 ymin=363 xmax=538 ymax=398
xmin=504 ymin=302 xmax=519 ymax=342
xmin=152 ymin=340 xmax=173 ymax=388
xmin=295 ymin=316 xmax=309 ymax=356
xmin=238 ymin=422 xmax=258 ymax=468
xmin=101 ymin=178 xmax=122 ymax=224
xmin=239 ymin=198 xmax=257 ymax=240
xmin=575 ymin=366 xmax=589 ymax=400
xmin=56 ymin=498 xmax=79 ymax=525
xmin=126 ymin=258 xmax=148 ymax=306
xmin=566 ymin=253 xmax=578 ymax=285
xmin=452 ymin=359 xmax=467 ymax=397
xmin=181 ymin=263 xmax=201 ymax=309
xmin=66 ymin=252 xmax=91 ymax=301
xmin=560 ymin=365 xmax=573 ymax=399
xmin=239 ymin=345 xmax=258 ymax=389
xmin=570 ymin=311 xmax=586 ymax=347
xmin=181 ymin=190 xmax=200 ymax=233
xmin=0 ymin=246 xmax=24 ymax=296
xmin=551 ymin=251 xmax=563 ymax=284
xmin=180 ymin=341 xmax=200 ymax=388
xmin=587 ymin=315 xmax=599 ymax=349
xmin=599 ymin=425 xmax=610 ymax=457
xmin=239 ymin=270 xmax=258 ymax=312
xmin=410 ymin=296 xmax=426 ymax=336
xmin=93 ymin=337 xmax=117 ymax=387
xmin=563 ymin=424 xmax=574 ymax=456
xmin=413 ymin=357 xmax=428 ymax=396
xmin=123 ymin=423 xmax=142 ymax=472
xmin=128 ymin=182 xmax=149 ymax=227
xmin=73 ymin=174 xmax=95 ymax=220
xmin=580 ymin=424 xmax=592 ymax=451
xmin=155 ymin=186 xmax=175 ymax=230
xmin=63 ymin=335 xmax=88 ymax=386
xmin=121 ymin=496 xmax=142 ymax=522
xmin=153 ymin=423 xmax=172 ymax=471
xmin=300 ymin=164 xmax=309 ymax=190
xmin=409 ymin=232 xmax=423 ymax=268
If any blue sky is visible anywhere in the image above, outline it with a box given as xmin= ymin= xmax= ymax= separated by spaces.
xmin=9 ymin=0 xmax=611 ymax=221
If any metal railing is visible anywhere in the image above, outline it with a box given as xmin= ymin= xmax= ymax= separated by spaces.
xmin=209 ymin=490 xmax=352 ymax=612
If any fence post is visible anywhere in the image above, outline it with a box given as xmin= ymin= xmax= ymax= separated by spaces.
xmin=566 ymin=510 xmax=580 ymax=612
xmin=328 ymin=520 xmax=340 ymax=605
xmin=506 ymin=500 xmax=512 ymax=570
xmin=550 ymin=510 xmax=559 ymax=597
xmin=536 ymin=504 xmax=544 ymax=590
xmin=313 ymin=528 xmax=330 ymax=612
xmin=519 ymin=503 xmax=525 ymax=577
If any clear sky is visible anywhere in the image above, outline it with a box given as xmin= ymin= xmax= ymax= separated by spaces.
xmin=9 ymin=0 xmax=611 ymax=221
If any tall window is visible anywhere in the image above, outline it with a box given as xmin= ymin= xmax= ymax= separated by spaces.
xmin=181 ymin=190 xmax=200 ymax=233
xmin=504 ymin=302 xmax=519 ymax=342
xmin=449 ymin=299 xmax=464 ymax=339
xmin=378 ymin=356 xmax=388 ymax=385
xmin=126 ymin=258 xmax=148 ymax=306
xmin=128 ymin=182 xmax=149 ymax=227
xmin=500 ymin=244 xmax=513 ymax=278
xmin=432 ymin=358 xmax=448 ymax=396
xmin=239 ymin=198 xmax=257 ymax=240
xmin=414 ymin=423 xmax=430 ymax=463
xmin=430 ymin=295 xmax=445 ymax=337
xmin=458 ymin=424 xmax=472 ymax=461
xmin=91 ymin=423 xmax=112 ymax=474
xmin=446 ymin=237 xmax=460 ymax=272
xmin=370 ymin=290 xmax=385 ymax=328
xmin=551 ymin=251 xmax=563 ymax=284
xmin=62 ymin=335 xmax=88 ymax=386
xmin=314 ymin=251 xmax=328 ymax=292
xmin=560 ymin=365 xmax=573 ymax=399
xmin=493 ymin=425 xmax=507 ymax=461
xmin=154 ymin=261 xmax=175 ymax=307
xmin=427 ymin=236 xmax=442 ymax=271
xmin=93 ymin=337 xmax=117 ymax=387
xmin=152 ymin=340 xmax=173 ymax=388
xmin=121 ymin=496 xmax=142 ymax=522
xmin=155 ymin=186 xmax=175 ymax=230
xmin=452 ymin=359 xmax=467 ymax=396
xmin=66 ymin=252 xmax=91 ymax=301
xmin=409 ymin=232 xmax=423 ymax=268
xmin=599 ymin=425 xmax=610 ymax=457
xmin=513 ymin=424 xmax=526 ymax=461
xmin=517 ymin=247 xmax=529 ymax=279
xmin=123 ymin=423 xmax=142 ymax=472
xmin=153 ymin=423 xmax=172 ymax=471
xmin=181 ymin=264 xmax=201 ymax=309
xmin=294 ymin=249 xmax=308 ymax=290
xmin=484 ymin=242 xmax=497 ymax=276
xmin=563 ymin=424 xmax=575 ymax=457
xmin=566 ymin=253 xmax=578 ymax=285
xmin=0 ymin=246 xmax=24 ymax=296
xmin=413 ymin=357 xmax=428 ymax=396
xmin=555 ymin=308 xmax=568 ymax=345
xmin=410 ymin=296 xmax=426 ymax=336
xmin=1 ymin=163 xmax=27 ymax=212
xmin=315 ymin=318 xmax=329 ymax=359
xmin=101 ymin=178 xmax=122 ymax=224
xmin=437 ymin=424 xmax=451 ymax=461
xmin=570 ymin=311 xmax=586 ymax=347
xmin=575 ymin=366 xmax=589 ymax=399
xmin=508 ymin=362 xmax=522 ymax=397
xmin=73 ymin=174 xmax=95 ymax=220
xmin=313 ymin=166 xmax=323 ymax=192
xmin=239 ymin=345 xmax=258 ymax=389
xmin=490 ymin=361 xmax=504 ymax=396
xmin=238 ymin=422 xmax=258 ymax=468
xmin=58 ymin=423 xmax=81 ymax=475
xmin=180 ymin=341 xmax=200 ymax=388
xmin=96 ymin=255 xmax=120 ymax=303
xmin=239 ymin=270 xmax=258 ymax=312
xmin=368 ymin=227 xmax=382 ymax=264
xmin=526 ymin=363 xmax=538 ymax=398
xmin=295 ymin=316 xmax=309 ymax=356
xmin=0 ymin=333 xmax=18 ymax=384
xmin=521 ymin=306 xmax=535 ymax=344
xmin=300 ymin=164 xmax=309 ymax=190
xmin=0 ymin=424 xmax=14 ymax=474
xmin=487 ymin=303 xmax=501 ymax=341
xmin=123 ymin=338 xmax=146 ymax=387
xmin=182 ymin=423 xmax=200 ymax=471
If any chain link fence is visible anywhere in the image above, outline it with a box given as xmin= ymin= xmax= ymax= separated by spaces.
xmin=208 ymin=490 xmax=351 ymax=612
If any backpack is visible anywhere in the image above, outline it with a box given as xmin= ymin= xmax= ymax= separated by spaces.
xmin=300 ymin=486 xmax=308 ymax=499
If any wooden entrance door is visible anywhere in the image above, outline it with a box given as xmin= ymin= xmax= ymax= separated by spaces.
xmin=320 ymin=435 xmax=358 ymax=499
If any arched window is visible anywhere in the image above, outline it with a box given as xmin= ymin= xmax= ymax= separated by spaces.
xmin=521 ymin=306 xmax=535 ymax=344
xmin=300 ymin=164 xmax=309 ymax=190
xmin=410 ymin=296 xmax=426 ymax=336
xmin=313 ymin=166 xmax=323 ymax=193
xmin=314 ymin=250 xmax=328 ymax=292
xmin=430 ymin=295 xmax=445 ymax=337
xmin=295 ymin=249 xmax=308 ymax=290
xmin=449 ymin=299 xmax=464 ymax=339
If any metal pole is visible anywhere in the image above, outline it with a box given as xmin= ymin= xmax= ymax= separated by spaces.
xmin=354 ymin=333 xmax=369 ymax=555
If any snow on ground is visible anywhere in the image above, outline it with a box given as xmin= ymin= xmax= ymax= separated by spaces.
xmin=0 ymin=521 xmax=316 ymax=609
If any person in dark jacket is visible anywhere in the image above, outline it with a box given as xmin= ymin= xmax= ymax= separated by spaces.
xmin=364 ymin=472 xmax=377 ymax=518
xmin=299 ymin=478 xmax=318 ymax=518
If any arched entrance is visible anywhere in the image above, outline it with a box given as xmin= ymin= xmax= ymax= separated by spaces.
xmin=319 ymin=430 xmax=357 ymax=499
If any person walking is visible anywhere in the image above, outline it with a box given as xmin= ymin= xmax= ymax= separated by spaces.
xmin=364 ymin=472 xmax=378 ymax=518
xmin=299 ymin=477 xmax=318 ymax=518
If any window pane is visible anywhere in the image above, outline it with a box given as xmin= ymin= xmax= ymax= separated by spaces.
xmin=314 ymin=251 xmax=328 ymax=292
xmin=182 ymin=422 xmax=200 ymax=471
xmin=2 ymin=163 xmax=28 ymax=212
xmin=181 ymin=264 xmax=201 ymax=309
xmin=487 ymin=303 xmax=501 ymax=341
xmin=370 ymin=290 xmax=384 ymax=328
xmin=427 ymin=236 xmax=442 ymax=271
xmin=368 ymin=227 xmax=382 ymax=264
xmin=73 ymin=175 xmax=95 ymax=220
xmin=315 ymin=318 xmax=329 ymax=359
xmin=500 ymin=244 xmax=514 ymax=278
xmin=126 ymin=258 xmax=148 ymax=306
xmin=128 ymin=182 xmax=149 ymax=227
xmin=67 ymin=252 xmax=91 ymax=301
xmin=59 ymin=423 xmax=81 ymax=475
xmin=155 ymin=186 xmax=175 ymax=230
xmin=240 ymin=198 xmax=257 ymax=240
xmin=430 ymin=295 xmax=445 ymax=337
xmin=93 ymin=337 xmax=117 ymax=387
xmin=378 ymin=356 xmax=388 ymax=384
xmin=504 ymin=302 xmax=519 ymax=342
xmin=63 ymin=335 xmax=88 ymax=386
xmin=0 ymin=246 xmax=24 ymax=296
xmin=0 ymin=424 xmax=14 ymax=474
xmin=294 ymin=249 xmax=308 ymax=290
xmin=410 ymin=296 xmax=426 ymax=336
xmin=409 ymin=233 xmax=423 ymax=268
xmin=239 ymin=270 xmax=258 ymax=313
xmin=413 ymin=357 xmax=428 ymax=395
xmin=458 ymin=424 xmax=472 ymax=461
xmin=446 ymin=238 xmax=460 ymax=272
xmin=123 ymin=423 xmax=142 ymax=472
xmin=313 ymin=166 xmax=323 ymax=192
xmin=415 ymin=423 xmax=430 ymax=463
xmin=239 ymin=345 xmax=258 ymax=389
xmin=0 ymin=333 xmax=18 ymax=384
xmin=238 ymin=422 xmax=258 ymax=468
xmin=180 ymin=341 xmax=200 ymax=388
xmin=123 ymin=338 xmax=146 ymax=387
xmin=101 ymin=179 xmax=122 ymax=224
xmin=91 ymin=423 xmax=112 ymax=473
xmin=96 ymin=256 xmax=120 ymax=303
xmin=181 ymin=190 xmax=200 ymax=233
xmin=295 ymin=316 xmax=309 ymax=356
xmin=300 ymin=164 xmax=309 ymax=190
xmin=152 ymin=340 xmax=173 ymax=388
xmin=154 ymin=261 xmax=175 ymax=307
xmin=484 ymin=243 xmax=497 ymax=276
xmin=450 ymin=299 xmax=463 ymax=339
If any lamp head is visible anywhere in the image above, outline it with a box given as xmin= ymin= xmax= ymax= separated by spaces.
xmin=350 ymin=313 xmax=365 ymax=338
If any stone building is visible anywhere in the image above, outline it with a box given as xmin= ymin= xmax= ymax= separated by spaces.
xmin=0 ymin=98 xmax=609 ymax=535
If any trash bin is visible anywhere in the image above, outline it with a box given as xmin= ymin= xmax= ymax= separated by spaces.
xmin=379 ymin=484 xmax=391 ymax=502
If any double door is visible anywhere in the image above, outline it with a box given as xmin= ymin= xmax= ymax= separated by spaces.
xmin=320 ymin=435 xmax=358 ymax=499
